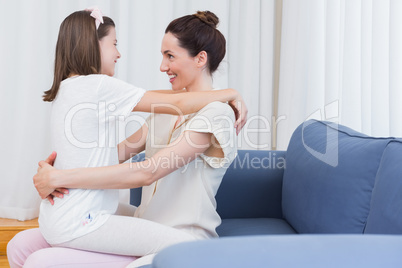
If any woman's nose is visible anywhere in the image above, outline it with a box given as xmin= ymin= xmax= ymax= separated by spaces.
xmin=160 ymin=59 xmax=168 ymax=72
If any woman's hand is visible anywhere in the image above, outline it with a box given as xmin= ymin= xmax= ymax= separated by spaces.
xmin=229 ymin=93 xmax=248 ymax=135
xmin=33 ymin=160 xmax=57 ymax=199
xmin=46 ymin=188 xmax=69 ymax=205
xmin=33 ymin=151 xmax=69 ymax=205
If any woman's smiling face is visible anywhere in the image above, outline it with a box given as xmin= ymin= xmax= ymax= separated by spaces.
xmin=159 ymin=32 xmax=200 ymax=91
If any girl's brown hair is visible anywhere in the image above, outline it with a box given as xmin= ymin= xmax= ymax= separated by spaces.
xmin=165 ymin=10 xmax=226 ymax=74
xmin=43 ymin=11 xmax=115 ymax=102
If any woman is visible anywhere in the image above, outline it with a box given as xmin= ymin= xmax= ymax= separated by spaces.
xmin=8 ymin=10 xmax=242 ymax=268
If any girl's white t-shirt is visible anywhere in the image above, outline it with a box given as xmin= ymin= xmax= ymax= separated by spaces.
xmin=39 ymin=74 xmax=145 ymax=245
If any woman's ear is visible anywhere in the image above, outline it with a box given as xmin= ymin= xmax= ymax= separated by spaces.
xmin=196 ymin=51 xmax=208 ymax=68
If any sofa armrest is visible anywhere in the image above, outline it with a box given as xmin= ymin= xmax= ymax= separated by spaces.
xmin=151 ymin=234 xmax=402 ymax=268
xmin=216 ymin=150 xmax=286 ymax=219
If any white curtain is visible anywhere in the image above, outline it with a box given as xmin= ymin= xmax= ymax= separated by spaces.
xmin=277 ymin=0 xmax=402 ymax=149
xmin=5 ymin=0 xmax=399 ymax=221
xmin=0 ymin=0 xmax=275 ymax=220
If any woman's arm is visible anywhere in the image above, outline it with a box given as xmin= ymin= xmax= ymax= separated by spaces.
xmin=42 ymin=124 xmax=149 ymax=204
xmin=133 ymin=89 xmax=247 ymax=134
xmin=145 ymin=89 xmax=186 ymax=94
xmin=34 ymin=130 xmax=213 ymax=199
xmin=117 ymin=123 xmax=148 ymax=164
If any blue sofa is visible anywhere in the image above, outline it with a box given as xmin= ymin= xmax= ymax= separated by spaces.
xmin=131 ymin=119 xmax=402 ymax=267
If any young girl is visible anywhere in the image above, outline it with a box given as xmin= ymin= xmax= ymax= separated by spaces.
xmin=8 ymin=10 xmax=242 ymax=268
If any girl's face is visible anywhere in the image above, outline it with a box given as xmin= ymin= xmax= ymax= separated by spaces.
xmin=160 ymin=32 xmax=201 ymax=91
xmin=99 ymin=27 xmax=121 ymax=76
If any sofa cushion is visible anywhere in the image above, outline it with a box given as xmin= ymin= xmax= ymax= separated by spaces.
xmin=282 ymin=120 xmax=393 ymax=233
xmin=365 ymin=140 xmax=402 ymax=234
xmin=216 ymin=150 xmax=286 ymax=219
xmin=217 ymin=218 xmax=296 ymax=237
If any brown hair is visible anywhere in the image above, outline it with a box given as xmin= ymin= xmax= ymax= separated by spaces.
xmin=165 ymin=10 xmax=226 ymax=74
xmin=43 ymin=11 xmax=115 ymax=102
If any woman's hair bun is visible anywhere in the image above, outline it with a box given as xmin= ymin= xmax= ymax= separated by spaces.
xmin=194 ymin=10 xmax=219 ymax=28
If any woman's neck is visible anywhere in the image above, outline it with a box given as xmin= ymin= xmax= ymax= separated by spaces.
xmin=185 ymin=73 xmax=213 ymax=92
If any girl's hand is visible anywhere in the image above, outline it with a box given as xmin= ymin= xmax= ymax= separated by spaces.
xmin=229 ymin=94 xmax=248 ymax=135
